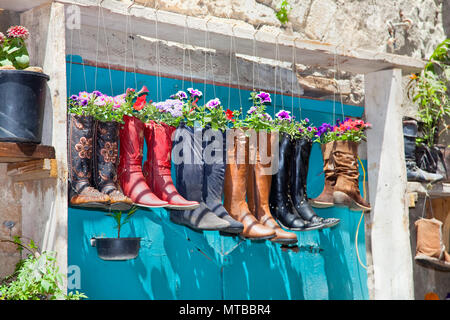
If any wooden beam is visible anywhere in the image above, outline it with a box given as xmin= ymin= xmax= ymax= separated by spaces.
xmin=7 ymin=159 xmax=58 ymax=182
xmin=57 ymin=0 xmax=425 ymax=75
xmin=0 ymin=142 xmax=55 ymax=163
xmin=365 ymin=68 xmax=414 ymax=299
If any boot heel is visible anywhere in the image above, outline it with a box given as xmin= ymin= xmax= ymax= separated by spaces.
xmin=333 ymin=191 xmax=353 ymax=207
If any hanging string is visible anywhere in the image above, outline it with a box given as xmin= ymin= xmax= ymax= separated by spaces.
xmin=129 ymin=5 xmax=138 ymax=90
xmin=123 ymin=4 xmax=130 ymax=93
xmin=278 ymin=34 xmax=284 ymax=113
xmin=293 ymin=37 xmax=302 ymax=120
xmin=227 ymin=23 xmax=234 ymax=110
xmin=273 ymin=32 xmax=281 ymax=117
xmin=332 ymin=46 xmax=337 ymax=125
xmin=203 ymin=18 xmax=212 ymax=99
xmin=184 ymin=16 xmax=194 ymax=88
xmin=336 ymin=44 xmax=345 ymax=122
xmin=181 ymin=14 xmax=187 ymax=92
xmin=252 ymin=24 xmax=260 ymax=93
xmin=77 ymin=22 xmax=88 ymax=91
xmin=291 ymin=38 xmax=296 ymax=116
xmin=206 ymin=18 xmax=216 ymax=99
xmin=232 ymin=24 xmax=243 ymax=109
xmin=94 ymin=0 xmax=102 ymax=90
xmin=68 ymin=27 xmax=74 ymax=96
xmin=100 ymin=0 xmax=114 ymax=95
xmin=154 ymin=1 xmax=162 ymax=102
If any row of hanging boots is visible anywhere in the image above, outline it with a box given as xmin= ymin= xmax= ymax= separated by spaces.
xmin=68 ymin=114 xmax=200 ymax=211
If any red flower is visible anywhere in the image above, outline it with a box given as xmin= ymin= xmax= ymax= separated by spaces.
xmin=226 ymin=109 xmax=235 ymax=122
xmin=138 ymin=86 xmax=149 ymax=96
xmin=6 ymin=26 xmax=29 ymax=40
xmin=133 ymin=95 xmax=146 ymax=111
xmin=0 ymin=32 xmax=4 ymax=44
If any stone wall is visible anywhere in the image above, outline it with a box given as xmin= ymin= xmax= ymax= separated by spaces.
xmin=131 ymin=0 xmax=447 ymax=107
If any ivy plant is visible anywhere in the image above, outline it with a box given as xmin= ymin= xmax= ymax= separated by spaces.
xmin=275 ymin=0 xmax=292 ymax=25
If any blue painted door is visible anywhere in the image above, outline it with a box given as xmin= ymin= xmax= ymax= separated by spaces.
xmin=67 ymin=56 xmax=369 ymax=300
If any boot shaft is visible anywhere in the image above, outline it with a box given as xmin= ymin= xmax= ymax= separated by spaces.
xmin=290 ymin=137 xmax=312 ymax=203
xmin=93 ymin=120 xmax=119 ymax=194
xmin=118 ymin=115 xmax=145 ymax=171
xmin=68 ymin=114 xmax=94 ymax=193
xmin=172 ymin=123 xmax=204 ymax=202
xmin=269 ymin=132 xmax=291 ymax=205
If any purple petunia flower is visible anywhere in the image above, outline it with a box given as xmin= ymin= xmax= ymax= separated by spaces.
xmin=69 ymin=95 xmax=78 ymax=101
xmin=256 ymin=91 xmax=271 ymax=103
xmin=206 ymin=98 xmax=221 ymax=108
xmin=247 ymin=106 xmax=257 ymax=114
xmin=92 ymin=90 xmax=102 ymax=97
xmin=171 ymin=91 xmax=188 ymax=100
xmin=276 ymin=110 xmax=291 ymax=121
xmin=78 ymin=91 xmax=90 ymax=101
xmin=187 ymin=88 xmax=202 ymax=98
xmin=80 ymin=99 xmax=88 ymax=106
xmin=304 ymin=118 xmax=309 ymax=123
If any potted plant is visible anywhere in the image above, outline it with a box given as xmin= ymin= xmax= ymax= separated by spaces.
xmin=407 ymin=38 xmax=450 ymax=181
xmin=0 ymin=26 xmax=50 ymax=143
xmin=91 ymin=206 xmax=142 ymax=261
xmin=0 ymin=236 xmax=87 ymax=300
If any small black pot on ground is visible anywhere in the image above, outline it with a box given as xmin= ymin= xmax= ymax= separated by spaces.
xmin=0 ymin=70 xmax=49 ymax=143
xmin=91 ymin=237 xmax=141 ymax=261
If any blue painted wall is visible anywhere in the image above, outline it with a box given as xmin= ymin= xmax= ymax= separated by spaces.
xmin=67 ymin=56 xmax=369 ymax=300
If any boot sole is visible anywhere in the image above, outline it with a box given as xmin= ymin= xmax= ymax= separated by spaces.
xmin=309 ymin=200 xmax=334 ymax=209
xmin=70 ymin=202 xmax=110 ymax=210
xmin=333 ymin=191 xmax=371 ymax=211
xmin=238 ymin=234 xmax=276 ymax=241
xmin=169 ymin=215 xmax=229 ymax=231
xmin=165 ymin=204 xmax=201 ymax=210
xmin=135 ymin=203 xmax=168 ymax=209
xmin=270 ymin=238 xmax=298 ymax=245
xmin=109 ymin=202 xmax=134 ymax=211
xmin=276 ymin=219 xmax=325 ymax=232
xmin=219 ymin=228 xmax=244 ymax=236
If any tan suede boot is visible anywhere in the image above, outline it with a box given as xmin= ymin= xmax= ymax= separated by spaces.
xmin=332 ymin=140 xmax=371 ymax=211
xmin=310 ymin=141 xmax=337 ymax=208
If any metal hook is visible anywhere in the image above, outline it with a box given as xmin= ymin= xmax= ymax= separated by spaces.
xmin=205 ymin=16 xmax=213 ymax=32
xmin=99 ymin=0 xmax=105 ymax=6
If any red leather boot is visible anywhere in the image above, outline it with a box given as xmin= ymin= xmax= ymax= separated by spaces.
xmin=143 ymin=121 xmax=200 ymax=210
xmin=118 ymin=116 xmax=168 ymax=208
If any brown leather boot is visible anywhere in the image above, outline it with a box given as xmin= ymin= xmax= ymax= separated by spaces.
xmin=93 ymin=120 xmax=133 ymax=211
xmin=310 ymin=141 xmax=336 ymax=208
xmin=332 ymin=140 xmax=371 ymax=211
xmin=68 ymin=114 xmax=110 ymax=208
xmin=223 ymin=129 xmax=276 ymax=240
xmin=247 ymin=131 xmax=298 ymax=244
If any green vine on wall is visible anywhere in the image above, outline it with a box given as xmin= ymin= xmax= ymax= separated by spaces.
xmin=276 ymin=0 xmax=292 ymax=25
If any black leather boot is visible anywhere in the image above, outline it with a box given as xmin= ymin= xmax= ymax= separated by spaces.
xmin=170 ymin=123 xmax=231 ymax=231
xmin=93 ymin=120 xmax=133 ymax=211
xmin=269 ymin=133 xmax=311 ymax=231
xmin=403 ymin=118 xmax=443 ymax=183
xmin=202 ymin=127 xmax=244 ymax=234
xmin=290 ymin=137 xmax=340 ymax=230
xmin=68 ymin=114 xmax=110 ymax=209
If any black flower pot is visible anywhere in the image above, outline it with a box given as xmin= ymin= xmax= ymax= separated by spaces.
xmin=0 ymin=70 xmax=50 ymax=143
xmin=91 ymin=237 xmax=141 ymax=261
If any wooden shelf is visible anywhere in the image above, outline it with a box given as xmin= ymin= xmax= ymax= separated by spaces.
xmin=7 ymin=159 xmax=57 ymax=182
xmin=407 ymin=181 xmax=450 ymax=204
xmin=0 ymin=142 xmax=55 ymax=163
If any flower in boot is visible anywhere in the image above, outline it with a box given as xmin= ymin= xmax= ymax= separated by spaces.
xmin=133 ymin=95 xmax=147 ymax=111
xmin=0 ymin=32 xmax=4 ymax=44
xmin=187 ymin=88 xmax=202 ymax=98
xmin=94 ymin=95 xmax=107 ymax=106
xmin=275 ymin=110 xmax=291 ymax=121
xmin=69 ymin=94 xmax=79 ymax=101
xmin=256 ymin=91 xmax=271 ymax=103
xmin=170 ymin=91 xmax=187 ymax=100
xmin=247 ymin=106 xmax=257 ymax=114
xmin=206 ymin=98 xmax=221 ymax=108
xmin=6 ymin=26 xmax=29 ymax=40
xmin=226 ymin=109 xmax=235 ymax=122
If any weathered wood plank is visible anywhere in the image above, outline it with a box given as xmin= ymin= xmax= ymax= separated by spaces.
xmin=57 ymin=0 xmax=425 ymax=75
xmin=7 ymin=159 xmax=58 ymax=182
xmin=429 ymin=198 xmax=450 ymax=252
xmin=0 ymin=142 xmax=55 ymax=163
xmin=365 ymin=68 xmax=414 ymax=299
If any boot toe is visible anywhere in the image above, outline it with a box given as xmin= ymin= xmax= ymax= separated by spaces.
xmin=270 ymin=228 xmax=298 ymax=244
